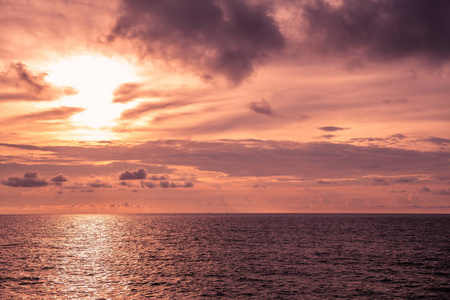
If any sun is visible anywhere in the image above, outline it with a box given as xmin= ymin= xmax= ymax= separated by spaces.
xmin=46 ymin=55 xmax=137 ymax=129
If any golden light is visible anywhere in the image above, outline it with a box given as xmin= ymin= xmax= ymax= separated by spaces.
xmin=47 ymin=55 xmax=137 ymax=129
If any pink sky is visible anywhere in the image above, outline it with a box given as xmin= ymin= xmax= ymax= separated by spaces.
xmin=0 ymin=0 xmax=449 ymax=213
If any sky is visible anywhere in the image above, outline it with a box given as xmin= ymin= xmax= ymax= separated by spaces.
xmin=0 ymin=0 xmax=449 ymax=213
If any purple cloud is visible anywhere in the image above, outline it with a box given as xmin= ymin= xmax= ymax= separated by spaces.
xmin=318 ymin=126 xmax=348 ymax=132
xmin=249 ymin=99 xmax=275 ymax=117
xmin=119 ymin=168 xmax=147 ymax=180
xmin=302 ymin=0 xmax=450 ymax=63
xmin=1 ymin=171 xmax=48 ymax=187
xmin=51 ymin=174 xmax=68 ymax=184
xmin=108 ymin=0 xmax=284 ymax=84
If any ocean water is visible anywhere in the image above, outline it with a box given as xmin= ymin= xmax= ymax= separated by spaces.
xmin=0 ymin=214 xmax=449 ymax=299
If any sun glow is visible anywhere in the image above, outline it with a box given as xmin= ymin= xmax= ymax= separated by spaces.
xmin=47 ymin=55 xmax=137 ymax=129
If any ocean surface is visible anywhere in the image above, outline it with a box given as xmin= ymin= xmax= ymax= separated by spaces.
xmin=0 ymin=214 xmax=449 ymax=299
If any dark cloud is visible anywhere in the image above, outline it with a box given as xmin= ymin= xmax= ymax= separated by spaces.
xmin=119 ymin=168 xmax=147 ymax=180
xmin=141 ymin=181 xmax=156 ymax=188
xmin=51 ymin=174 xmax=68 ymax=184
xmin=318 ymin=126 xmax=348 ymax=132
xmin=149 ymin=174 xmax=168 ymax=181
xmin=249 ymin=98 xmax=275 ymax=116
xmin=1 ymin=171 xmax=48 ymax=187
xmin=424 ymin=137 xmax=450 ymax=145
xmin=184 ymin=182 xmax=194 ymax=188
xmin=0 ymin=62 xmax=77 ymax=102
xmin=253 ymin=184 xmax=266 ymax=188
xmin=0 ymin=143 xmax=52 ymax=151
xmin=373 ymin=177 xmax=389 ymax=186
xmin=3 ymin=139 xmax=450 ymax=180
xmin=160 ymin=181 xmax=170 ymax=188
xmin=373 ymin=176 xmax=418 ymax=186
xmin=319 ymin=135 xmax=335 ymax=139
xmin=419 ymin=186 xmax=450 ymax=195
xmin=88 ymin=180 xmax=112 ymax=188
xmin=302 ymin=0 xmax=450 ymax=63
xmin=393 ymin=177 xmax=417 ymax=184
xmin=109 ymin=0 xmax=284 ymax=84
xmin=419 ymin=187 xmax=431 ymax=193
xmin=433 ymin=189 xmax=450 ymax=196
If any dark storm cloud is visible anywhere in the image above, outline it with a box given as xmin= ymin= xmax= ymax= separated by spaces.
xmin=119 ymin=168 xmax=147 ymax=180
xmin=249 ymin=98 xmax=275 ymax=116
xmin=109 ymin=0 xmax=284 ymax=84
xmin=302 ymin=0 xmax=450 ymax=63
xmin=318 ymin=126 xmax=348 ymax=132
xmin=1 ymin=171 xmax=48 ymax=187
xmin=0 ymin=62 xmax=77 ymax=102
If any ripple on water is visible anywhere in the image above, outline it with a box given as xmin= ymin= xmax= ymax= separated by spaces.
xmin=0 ymin=214 xmax=449 ymax=299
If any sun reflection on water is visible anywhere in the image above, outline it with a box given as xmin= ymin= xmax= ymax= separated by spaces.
xmin=50 ymin=215 xmax=132 ymax=298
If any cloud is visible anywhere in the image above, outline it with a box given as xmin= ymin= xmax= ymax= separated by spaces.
xmin=3 ymin=139 xmax=450 ymax=180
xmin=424 ymin=137 xmax=450 ymax=145
xmin=0 ymin=62 xmax=77 ymax=102
xmin=121 ymin=100 xmax=189 ymax=120
xmin=419 ymin=187 xmax=431 ymax=193
xmin=419 ymin=186 xmax=450 ymax=195
xmin=159 ymin=181 xmax=170 ymax=188
xmin=1 ymin=106 xmax=84 ymax=124
xmin=393 ymin=177 xmax=417 ymax=184
xmin=319 ymin=135 xmax=335 ymax=139
xmin=119 ymin=168 xmax=147 ymax=180
xmin=184 ymin=182 xmax=194 ymax=188
xmin=108 ymin=0 xmax=284 ymax=84
xmin=253 ymin=184 xmax=266 ymax=188
xmin=373 ymin=177 xmax=389 ymax=186
xmin=88 ymin=180 xmax=112 ymax=188
xmin=149 ymin=174 xmax=169 ymax=181
xmin=382 ymin=98 xmax=409 ymax=105
xmin=1 ymin=171 xmax=48 ymax=187
xmin=249 ymin=98 xmax=275 ymax=116
xmin=317 ymin=180 xmax=330 ymax=184
xmin=318 ymin=126 xmax=348 ymax=132
xmin=51 ymin=174 xmax=68 ymax=184
xmin=141 ymin=181 xmax=156 ymax=188
xmin=301 ymin=0 xmax=450 ymax=63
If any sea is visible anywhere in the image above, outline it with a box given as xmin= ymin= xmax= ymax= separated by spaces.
xmin=0 ymin=214 xmax=449 ymax=299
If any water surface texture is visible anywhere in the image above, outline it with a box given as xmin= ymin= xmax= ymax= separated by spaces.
xmin=0 ymin=214 xmax=449 ymax=299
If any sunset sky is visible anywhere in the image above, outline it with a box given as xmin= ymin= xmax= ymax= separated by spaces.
xmin=0 ymin=0 xmax=449 ymax=213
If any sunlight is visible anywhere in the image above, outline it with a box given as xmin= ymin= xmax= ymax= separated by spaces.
xmin=47 ymin=55 xmax=137 ymax=129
